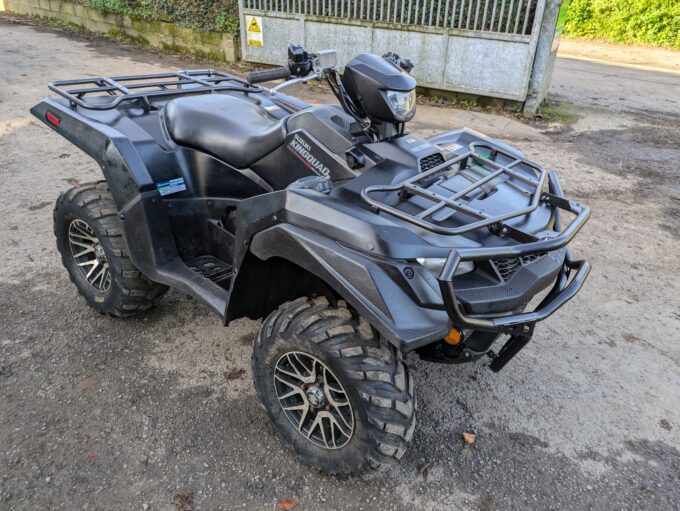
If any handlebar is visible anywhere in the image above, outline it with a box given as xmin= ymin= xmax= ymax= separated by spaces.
xmin=246 ymin=67 xmax=291 ymax=84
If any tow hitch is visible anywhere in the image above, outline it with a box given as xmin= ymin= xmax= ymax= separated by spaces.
xmin=487 ymin=323 xmax=535 ymax=372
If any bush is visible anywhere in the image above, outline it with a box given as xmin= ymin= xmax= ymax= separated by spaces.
xmin=564 ymin=0 xmax=680 ymax=50
xmin=81 ymin=0 xmax=240 ymax=33
xmin=87 ymin=0 xmax=154 ymax=19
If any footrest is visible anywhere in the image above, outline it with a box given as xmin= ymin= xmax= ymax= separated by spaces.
xmin=186 ymin=255 xmax=233 ymax=285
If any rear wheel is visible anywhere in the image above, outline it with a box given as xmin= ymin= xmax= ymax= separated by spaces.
xmin=53 ymin=182 xmax=168 ymax=317
xmin=252 ymin=297 xmax=416 ymax=475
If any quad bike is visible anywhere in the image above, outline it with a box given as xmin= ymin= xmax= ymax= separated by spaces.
xmin=31 ymin=45 xmax=590 ymax=475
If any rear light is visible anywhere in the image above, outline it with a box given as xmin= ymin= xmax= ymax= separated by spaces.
xmin=45 ymin=111 xmax=61 ymax=127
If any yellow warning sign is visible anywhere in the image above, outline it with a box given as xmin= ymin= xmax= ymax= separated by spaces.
xmin=248 ymin=17 xmax=261 ymax=32
xmin=246 ymin=15 xmax=263 ymax=46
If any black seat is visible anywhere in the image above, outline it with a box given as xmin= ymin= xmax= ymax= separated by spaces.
xmin=164 ymin=94 xmax=286 ymax=168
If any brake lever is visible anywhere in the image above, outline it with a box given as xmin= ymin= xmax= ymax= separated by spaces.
xmin=269 ymin=71 xmax=322 ymax=95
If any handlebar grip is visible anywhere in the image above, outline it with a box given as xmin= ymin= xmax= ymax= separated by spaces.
xmin=246 ymin=67 xmax=291 ymax=84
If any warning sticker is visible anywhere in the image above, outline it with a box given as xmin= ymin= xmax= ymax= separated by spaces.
xmin=438 ymin=142 xmax=463 ymax=153
xmin=246 ymin=15 xmax=263 ymax=47
xmin=156 ymin=177 xmax=186 ymax=196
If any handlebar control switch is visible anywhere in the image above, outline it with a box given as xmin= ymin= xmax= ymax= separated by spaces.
xmin=288 ymin=44 xmax=313 ymax=77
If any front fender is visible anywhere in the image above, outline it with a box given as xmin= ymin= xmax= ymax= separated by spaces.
xmin=248 ymin=223 xmax=450 ymax=352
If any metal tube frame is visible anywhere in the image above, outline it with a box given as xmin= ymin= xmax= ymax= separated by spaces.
xmin=437 ymin=171 xmax=591 ymax=334
xmin=363 ymin=145 xmax=591 ymax=338
xmin=48 ymin=70 xmax=262 ymax=111
xmin=361 ymin=141 xmax=550 ymax=239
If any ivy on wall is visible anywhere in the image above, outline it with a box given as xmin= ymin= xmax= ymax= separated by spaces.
xmin=82 ymin=0 xmax=239 ymax=33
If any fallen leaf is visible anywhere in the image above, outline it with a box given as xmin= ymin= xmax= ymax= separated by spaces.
xmin=88 ymin=451 xmax=97 ymax=458
xmin=462 ymin=432 xmax=476 ymax=444
xmin=417 ymin=462 xmax=433 ymax=478
xmin=660 ymin=419 xmax=672 ymax=431
xmin=224 ymin=368 xmax=246 ymax=380
xmin=173 ymin=489 xmax=193 ymax=511
xmin=276 ymin=499 xmax=297 ymax=510
xmin=621 ymin=332 xmax=639 ymax=342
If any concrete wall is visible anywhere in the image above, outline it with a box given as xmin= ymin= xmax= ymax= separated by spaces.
xmin=0 ymin=0 xmax=240 ymax=62
xmin=241 ymin=10 xmax=545 ymax=102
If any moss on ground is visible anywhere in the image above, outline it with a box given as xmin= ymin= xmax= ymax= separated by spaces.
xmin=536 ymin=100 xmax=579 ymax=126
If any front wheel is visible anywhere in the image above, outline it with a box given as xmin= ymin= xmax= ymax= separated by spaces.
xmin=252 ymin=297 xmax=416 ymax=475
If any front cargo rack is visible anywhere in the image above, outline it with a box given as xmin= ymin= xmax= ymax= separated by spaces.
xmin=361 ymin=142 xmax=548 ymax=241
xmin=48 ymin=70 xmax=261 ymax=111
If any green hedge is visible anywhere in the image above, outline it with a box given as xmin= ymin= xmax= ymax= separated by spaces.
xmin=83 ymin=0 xmax=239 ymax=33
xmin=564 ymin=0 xmax=680 ymax=50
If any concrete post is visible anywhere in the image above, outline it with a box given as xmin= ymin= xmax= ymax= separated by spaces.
xmin=523 ymin=0 xmax=565 ymax=116
xmin=238 ymin=0 xmax=247 ymax=65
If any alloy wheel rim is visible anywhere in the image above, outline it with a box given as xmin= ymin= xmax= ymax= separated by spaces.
xmin=68 ymin=219 xmax=112 ymax=292
xmin=274 ymin=351 xmax=354 ymax=449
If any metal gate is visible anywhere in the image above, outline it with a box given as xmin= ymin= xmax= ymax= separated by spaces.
xmin=238 ymin=0 xmax=561 ymax=104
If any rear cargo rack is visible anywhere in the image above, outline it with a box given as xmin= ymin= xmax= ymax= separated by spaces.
xmin=361 ymin=142 xmax=548 ymax=241
xmin=48 ymin=70 xmax=261 ymax=111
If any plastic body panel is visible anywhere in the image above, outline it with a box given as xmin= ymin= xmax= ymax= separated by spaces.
xmin=248 ymin=223 xmax=451 ymax=350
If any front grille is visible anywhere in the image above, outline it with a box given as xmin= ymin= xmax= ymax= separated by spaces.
xmin=491 ymin=253 xmax=547 ymax=282
xmin=419 ymin=153 xmax=445 ymax=172
xmin=491 ymin=258 xmax=522 ymax=282
xmin=520 ymin=253 xmax=545 ymax=265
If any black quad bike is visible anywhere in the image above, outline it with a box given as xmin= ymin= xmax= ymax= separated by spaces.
xmin=32 ymin=45 xmax=590 ymax=475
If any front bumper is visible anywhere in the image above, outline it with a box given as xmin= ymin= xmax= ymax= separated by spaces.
xmin=437 ymin=171 xmax=591 ymax=371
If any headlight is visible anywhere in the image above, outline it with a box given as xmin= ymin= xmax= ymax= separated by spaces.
xmin=416 ymin=257 xmax=475 ymax=278
xmin=385 ymin=89 xmax=416 ymax=121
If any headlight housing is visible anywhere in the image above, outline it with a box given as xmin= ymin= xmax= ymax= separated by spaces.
xmin=341 ymin=53 xmax=417 ymax=124
xmin=416 ymin=257 xmax=475 ymax=278
xmin=385 ymin=89 xmax=416 ymax=122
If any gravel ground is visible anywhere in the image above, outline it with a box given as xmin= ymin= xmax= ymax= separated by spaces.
xmin=1 ymin=15 xmax=679 ymax=511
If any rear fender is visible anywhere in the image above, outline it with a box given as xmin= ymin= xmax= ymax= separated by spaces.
xmin=30 ymin=98 xmax=154 ymax=207
xmin=29 ymin=100 xmax=206 ymax=307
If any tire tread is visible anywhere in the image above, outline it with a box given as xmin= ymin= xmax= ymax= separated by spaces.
xmin=54 ymin=181 xmax=167 ymax=317
xmin=252 ymin=296 xmax=416 ymax=475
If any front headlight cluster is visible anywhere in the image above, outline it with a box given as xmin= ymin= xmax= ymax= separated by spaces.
xmin=416 ymin=258 xmax=475 ymax=278
xmin=385 ymin=89 xmax=416 ymax=122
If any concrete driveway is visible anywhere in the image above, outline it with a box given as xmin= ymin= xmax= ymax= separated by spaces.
xmin=1 ymin=16 xmax=679 ymax=511
xmin=551 ymin=57 xmax=680 ymax=118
